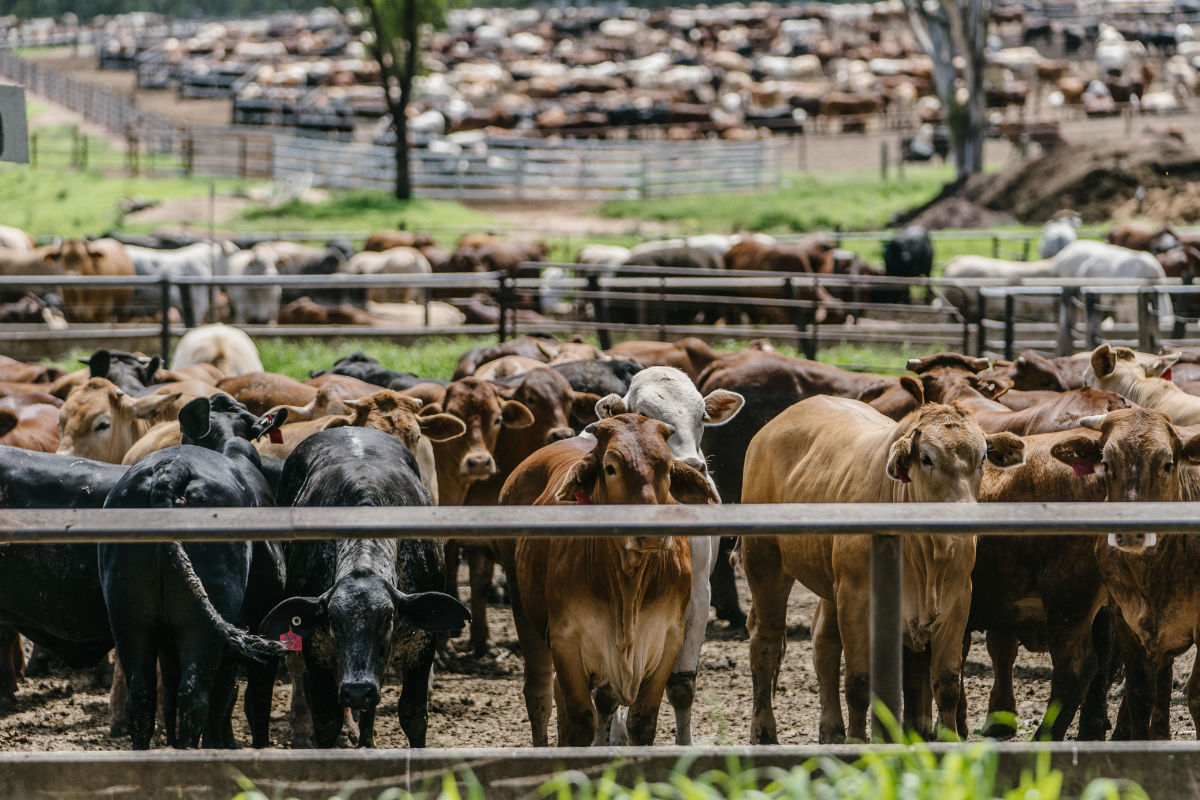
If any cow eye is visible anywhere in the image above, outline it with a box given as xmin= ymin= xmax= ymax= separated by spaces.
xmin=920 ymin=454 xmax=933 ymax=467
xmin=94 ymin=419 xmax=110 ymax=432
xmin=1163 ymin=462 xmax=1174 ymax=473
xmin=604 ymin=464 xmax=617 ymax=477
xmin=493 ymin=418 xmax=502 ymax=427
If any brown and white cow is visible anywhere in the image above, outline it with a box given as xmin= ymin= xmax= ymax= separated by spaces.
xmin=1086 ymin=343 xmax=1200 ymax=425
xmin=741 ymin=386 xmax=1025 ymax=743
xmin=498 ymin=413 xmax=717 ymax=746
xmin=57 ymin=379 xmax=181 ymax=463
xmin=1051 ymin=407 xmax=1200 ymax=740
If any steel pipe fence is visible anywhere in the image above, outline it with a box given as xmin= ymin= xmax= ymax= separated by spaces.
xmin=0 ymin=501 xmax=1189 ymax=746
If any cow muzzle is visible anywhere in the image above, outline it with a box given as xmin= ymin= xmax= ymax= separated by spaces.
xmin=546 ymin=427 xmax=574 ymax=443
xmin=1107 ymin=532 xmax=1157 ymax=551
xmin=460 ymin=452 xmax=496 ymax=478
xmin=339 ymin=681 xmax=380 ymax=710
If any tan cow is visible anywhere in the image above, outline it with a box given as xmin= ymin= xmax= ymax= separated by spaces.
xmin=45 ymin=238 xmax=135 ymax=323
xmin=57 ymin=378 xmax=180 ymax=463
xmin=1086 ymin=343 xmax=1200 ymax=425
xmin=1050 ymin=407 xmax=1200 ymax=739
xmin=741 ymin=385 xmax=1025 ymax=743
xmin=498 ymin=414 xmax=717 ymax=746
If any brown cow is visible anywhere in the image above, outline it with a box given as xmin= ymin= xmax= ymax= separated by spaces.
xmin=723 ymin=239 xmax=846 ymax=324
xmin=449 ymin=368 xmax=601 ymax=656
xmin=742 ymin=388 xmax=1025 ymax=742
xmin=363 ymin=231 xmax=435 ymax=252
xmin=0 ymin=356 xmax=64 ymax=385
xmin=605 ymin=338 xmax=721 ymax=383
xmin=0 ymin=401 xmax=59 ymax=452
xmin=499 ymin=414 xmax=716 ymax=746
xmin=217 ymin=372 xmax=317 ymax=416
xmin=1050 ymin=408 xmax=1200 ymax=739
xmin=46 ymin=238 xmax=135 ymax=323
xmin=56 ymin=378 xmax=180 ymax=463
xmin=422 ymin=377 xmax=535 ymax=507
xmin=1108 ymin=221 xmax=1178 ymax=253
xmin=454 ymin=335 xmax=559 ymax=379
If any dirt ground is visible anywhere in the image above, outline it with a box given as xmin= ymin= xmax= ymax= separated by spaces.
xmin=1 ymin=557 xmax=1195 ymax=752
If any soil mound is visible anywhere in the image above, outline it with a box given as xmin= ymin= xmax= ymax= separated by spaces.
xmin=898 ymin=135 xmax=1200 ymax=226
xmin=906 ymin=196 xmax=1017 ymax=229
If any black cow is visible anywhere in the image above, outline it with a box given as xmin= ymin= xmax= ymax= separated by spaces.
xmin=550 ymin=358 xmax=643 ymax=396
xmin=100 ymin=395 xmax=288 ymax=749
xmin=0 ymin=448 xmax=129 ymax=706
xmin=278 ymin=246 xmax=365 ymax=307
xmin=309 ymin=351 xmax=443 ymax=391
xmin=85 ymin=349 xmax=160 ymax=395
xmin=260 ymin=427 xmax=468 ymax=748
xmin=880 ymin=225 xmax=933 ymax=305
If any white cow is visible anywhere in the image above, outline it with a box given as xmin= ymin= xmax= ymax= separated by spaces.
xmin=1038 ymin=212 xmax=1081 ymax=259
xmin=343 ymin=246 xmax=432 ymax=304
xmin=171 ymin=323 xmax=263 ymax=378
xmin=590 ymin=366 xmax=745 ymax=745
xmin=125 ymin=241 xmax=237 ymax=327
xmin=0 ymin=225 xmax=34 ymax=252
xmin=1054 ymin=240 xmax=1173 ymax=326
xmin=225 ymin=244 xmax=281 ymax=325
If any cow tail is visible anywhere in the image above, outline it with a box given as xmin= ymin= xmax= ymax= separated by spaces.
xmin=166 ymin=541 xmax=286 ymax=662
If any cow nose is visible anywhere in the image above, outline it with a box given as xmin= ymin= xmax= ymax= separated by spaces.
xmin=339 ymin=682 xmax=379 ymax=709
xmin=462 ymin=453 xmax=495 ymax=475
xmin=682 ymin=457 xmax=708 ymax=475
xmin=546 ymin=427 xmax=574 ymax=443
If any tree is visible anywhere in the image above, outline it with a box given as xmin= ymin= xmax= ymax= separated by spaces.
xmin=903 ymin=0 xmax=991 ymax=179
xmin=357 ymin=0 xmax=448 ymax=200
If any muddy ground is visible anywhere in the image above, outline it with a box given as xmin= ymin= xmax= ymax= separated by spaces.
xmin=0 ymin=559 xmax=1195 ymax=752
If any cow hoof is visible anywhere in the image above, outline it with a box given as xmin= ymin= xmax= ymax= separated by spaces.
xmin=717 ymin=607 xmax=747 ymax=629
xmin=290 ymin=734 xmax=315 ymax=749
xmin=108 ymin=722 xmax=129 ymax=739
xmin=0 ymin=695 xmax=15 ymax=715
xmin=984 ymin=721 xmax=1017 ymax=739
xmin=471 ymin=641 xmax=498 ymax=660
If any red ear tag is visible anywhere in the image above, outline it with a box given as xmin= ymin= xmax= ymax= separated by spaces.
xmin=1163 ymin=368 xmax=1173 ymax=382
xmin=573 ymin=490 xmax=592 ymax=505
xmin=268 ymin=427 xmax=283 ymax=444
xmin=279 ymin=626 xmax=303 ymax=652
xmin=895 ymin=465 xmax=911 ymax=484
xmin=1072 ymin=457 xmax=1095 ymax=477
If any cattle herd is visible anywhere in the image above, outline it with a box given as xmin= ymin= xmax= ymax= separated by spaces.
xmin=4 ymin=321 xmax=1200 ymax=750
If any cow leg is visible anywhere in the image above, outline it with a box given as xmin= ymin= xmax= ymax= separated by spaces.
xmin=286 ymin=652 xmax=315 ymax=748
xmin=1038 ymin=624 xmax=1099 ymax=741
xmin=744 ymin=538 xmax=792 ymax=744
xmin=305 ymin=661 xmax=344 ymax=748
xmin=109 ymin=655 xmax=131 ymax=738
xmin=1112 ymin=616 xmax=1151 ymax=740
xmin=244 ymin=656 xmax=277 ymax=748
xmin=956 ymin=635 xmax=968 ymax=737
xmin=710 ymin=537 xmax=745 ymax=627
xmin=356 ymin=704 xmax=378 ymax=749
xmin=668 ymin=534 xmax=716 ymax=746
xmin=1078 ymin=607 xmax=1114 ymax=741
xmin=467 ymin=549 xmax=495 ymax=658
xmin=593 ymin=686 xmax=620 ymax=746
xmin=812 ymin=598 xmax=845 ymax=743
xmin=24 ymin=643 xmax=55 ymax=678
xmin=1150 ymin=661 xmax=1173 ymax=740
xmin=552 ymin=646 xmax=596 ymax=747
xmin=1186 ymin=648 xmax=1200 ymax=738
xmin=836 ymin=585 xmax=871 ymax=742
xmin=902 ymin=645 xmax=933 ymax=739
xmin=203 ymin=652 xmax=239 ymax=749
xmin=115 ymin=640 xmax=158 ymax=750
xmin=174 ymin=642 xmax=224 ymax=748
xmin=931 ymin=620 xmax=967 ymax=741
xmin=0 ymin=624 xmax=23 ymax=711
xmin=514 ymin=612 xmax=555 ymax=747
xmin=628 ymin=659 xmax=677 ymax=746
xmin=396 ymin=645 xmax=437 ymax=748
xmin=984 ymin=631 xmax=1019 ymax=738
xmin=158 ymin=649 xmax=181 ymax=748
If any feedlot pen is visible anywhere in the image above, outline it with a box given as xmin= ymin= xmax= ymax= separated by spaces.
xmin=2 ymin=504 xmax=1200 ymax=799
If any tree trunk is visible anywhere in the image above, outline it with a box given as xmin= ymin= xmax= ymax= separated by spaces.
xmin=393 ymin=110 xmax=411 ymax=200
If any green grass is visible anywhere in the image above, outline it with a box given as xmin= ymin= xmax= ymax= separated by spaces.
xmin=254 ymin=336 xmax=493 ymax=382
xmin=599 ymin=166 xmax=955 ymax=234
xmin=233 ymin=190 xmax=493 ymax=237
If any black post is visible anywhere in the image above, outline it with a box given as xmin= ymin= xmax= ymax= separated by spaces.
xmin=1138 ymin=287 xmax=1157 ymax=353
xmin=159 ymin=276 xmax=172 ymax=364
xmin=1085 ymin=291 xmax=1102 ymax=348
xmin=784 ymin=278 xmax=815 ymax=360
xmin=1056 ymin=287 xmax=1077 ymax=357
xmin=870 ymin=533 xmax=903 ymax=742
xmin=496 ymin=275 xmax=509 ymax=343
xmin=1004 ymin=293 xmax=1015 ymax=362
xmin=588 ymin=272 xmax=613 ymax=350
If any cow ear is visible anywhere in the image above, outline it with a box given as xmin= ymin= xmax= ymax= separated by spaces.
xmin=501 ymin=399 xmax=534 ymax=429
xmin=702 ymin=389 xmax=744 ymax=426
xmin=1050 ymin=435 xmax=1103 ymax=475
xmin=985 ymin=432 xmax=1026 ymax=469
xmin=88 ymin=350 xmax=111 ymax=379
xmin=1149 ymin=352 xmax=1181 ymax=377
xmin=970 ymin=357 xmax=991 ymax=373
xmin=145 ymin=356 xmax=162 ymax=382
xmin=1181 ymin=433 xmax=1200 ymax=465
xmin=1090 ymin=344 xmax=1116 ymax=379
xmin=886 ymin=433 xmax=915 ymax=483
xmin=417 ymin=401 xmax=445 ymax=416
xmin=0 ymin=408 xmax=17 ymax=438
xmin=260 ymin=595 xmax=326 ymax=643
xmin=670 ymin=461 xmax=721 ymax=504
xmin=555 ymin=453 xmax=599 ymax=503
xmin=570 ymin=391 xmax=602 ymax=425
xmin=388 ymin=588 xmax=470 ymax=633
xmin=899 ymin=375 xmax=924 ymax=406
xmin=977 ymin=377 xmax=1012 ymax=399
xmin=595 ymin=393 xmax=628 ymax=419
xmin=536 ymin=341 xmax=559 ymax=360
xmin=251 ymin=407 xmax=288 ymax=440
xmin=131 ymin=392 xmax=180 ymax=420
xmin=418 ymin=412 xmax=466 ymax=442
xmin=177 ymin=397 xmax=211 ymax=439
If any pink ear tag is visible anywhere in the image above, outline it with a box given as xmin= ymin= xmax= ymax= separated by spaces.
xmin=573 ymin=490 xmax=592 ymax=505
xmin=1163 ymin=368 xmax=1173 ymax=382
xmin=1072 ymin=457 xmax=1095 ymax=477
xmin=279 ymin=626 xmax=303 ymax=651
xmin=268 ymin=427 xmax=283 ymax=444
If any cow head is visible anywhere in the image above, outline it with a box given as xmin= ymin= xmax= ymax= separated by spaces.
xmin=595 ymin=366 xmax=743 ymax=487
xmin=260 ymin=582 xmax=468 ymax=712
xmin=57 ymin=378 xmax=180 ymax=463
xmin=906 ymin=353 xmax=993 ymax=405
xmin=499 ymin=367 xmax=600 ymax=457
xmin=556 ymin=414 xmax=720 ymax=512
xmin=424 ymin=377 xmax=533 ymax=504
xmin=1051 ymin=407 xmax=1200 ymax=552
xmin=343 ymin=390 xmax=466 ymax=455
xmin=885 ymin=403 xmax=1025 ymax=501
xmin=1086 ymin=343 xmax=1179 ymax=391
xmin=84 ymin=349 xmax=160 ymax=395
xmin=178 ymin=393 xmax=286 ymax=460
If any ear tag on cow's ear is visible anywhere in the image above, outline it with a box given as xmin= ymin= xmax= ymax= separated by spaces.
xmin=1072 ymin=457 xmax=1095 ymax=477
xmin=573 ymin=490 xmax=592 ymax=505
xmin=1163 ymin=368 xmax=1173 ymax=382
xmin=279 ymin=617 xmax=304 ymax=651
xmin=268 ymin=427 xmax=283 ymax=444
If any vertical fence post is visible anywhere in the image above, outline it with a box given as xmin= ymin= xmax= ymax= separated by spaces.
xmin=588 ymin=271 xmax=612 ymax=350
xmin=159 ymin=275 xmax=172 ymax=362
xmin=869 ymin=532 xmax=903 ymax=742
xmin=1085 ymin=291 xmax=1102 ymax=348
xmin=1056 ymin=287 xmax=1077 ymax=356
xmin=496 ymin=274 xmax=509 ymax=343
xmin=1004 ymin=293 xmax=1015 ymax=362
xmin=1138 ymin=287 xmax=1158 ymax=353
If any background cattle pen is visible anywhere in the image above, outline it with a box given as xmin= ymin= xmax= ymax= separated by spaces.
xmin=0 ymin=502 xmax=1195 ymax=799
